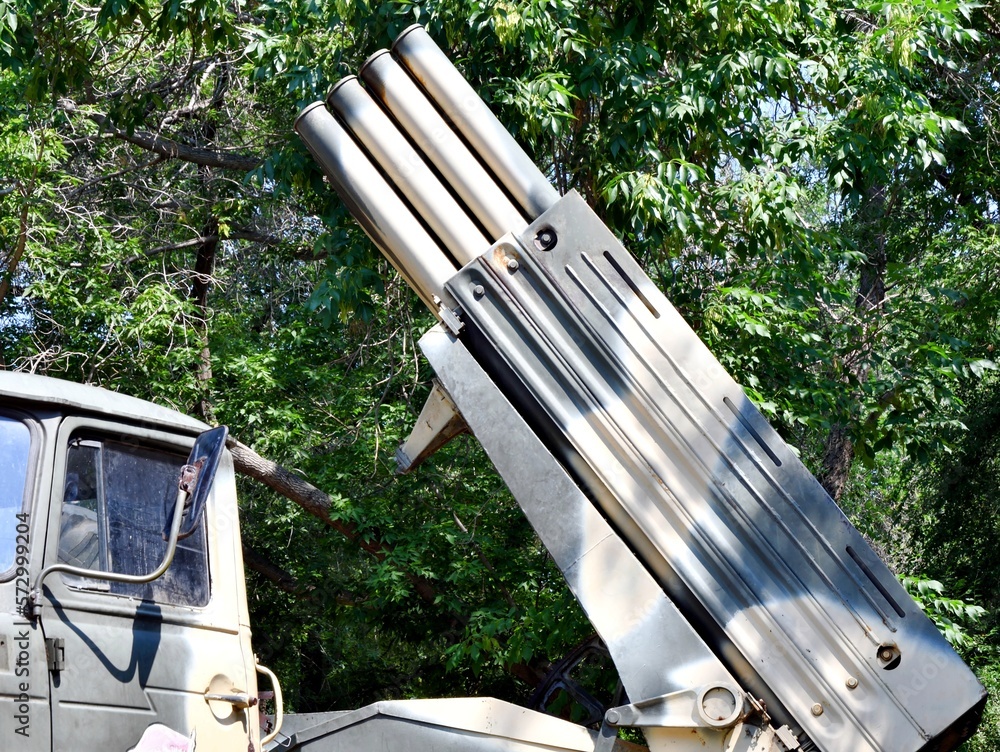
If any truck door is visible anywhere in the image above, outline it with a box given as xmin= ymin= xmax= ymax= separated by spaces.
xmin=39 ymin=416 xmax=255 ymax=752
xmin=0 ymin=412 xmax=51 ymax=751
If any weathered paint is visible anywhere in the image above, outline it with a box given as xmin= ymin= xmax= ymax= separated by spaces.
xmin=439 ymin=192 xmax=985 ymax=750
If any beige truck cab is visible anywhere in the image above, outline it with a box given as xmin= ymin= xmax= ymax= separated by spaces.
xmin=0 ymin=372 xmax=262 ymax=752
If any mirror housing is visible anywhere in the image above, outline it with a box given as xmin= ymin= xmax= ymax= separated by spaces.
xmin=164 ymin=425 xmax=229 ymax=540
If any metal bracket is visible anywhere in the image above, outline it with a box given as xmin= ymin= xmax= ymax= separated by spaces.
xmin=773 ymin=725 xmax=801 ymax=750
xmin=594 ymin=722 xmax=619 ymax=752
xmin=434 ymin=297 xmax=464 ymax=335
xmin=396 ymin=378 xmax=469 ymax=473
xmin=23 ymin=588 xmax=42 ymax=619
xmin=604 ymin=684 xmax=752 ymax=731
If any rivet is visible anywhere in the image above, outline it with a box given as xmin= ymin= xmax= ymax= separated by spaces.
xmin=811 ymin=703 xmax=824 ymax=716
xmin=606 ymin=709 xmax=621 ymax=725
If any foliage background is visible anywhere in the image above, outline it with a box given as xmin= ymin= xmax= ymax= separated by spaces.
xmin=2 ymin=0 xmax=1000 ymax=747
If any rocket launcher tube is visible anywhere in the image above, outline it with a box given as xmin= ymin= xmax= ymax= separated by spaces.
xmin=294 ymin=102 xmax=457 ymax=314
xmin=359 ymin=50 xmax=529 ymax=241
xmin=327 ymin=76 xmax=490 ymax=267
xmin=392 ymin=24 xmax=561 ymax=221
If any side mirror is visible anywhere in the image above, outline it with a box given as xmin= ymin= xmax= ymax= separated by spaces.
xmin=165 ymin=426 xmax=229 ymax=541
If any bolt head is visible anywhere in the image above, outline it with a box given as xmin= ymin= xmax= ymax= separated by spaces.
xmin=534 ymin=229 xmax=557 ymax=251
xmin=473 ymin=284 xmax=485 ymax=297
xmin=605 ymin=709 xmax=620 ymax=725
xmin=506 ymin=258 xmax=519 ymax=271
xmin=811 ymin=703 xmax=824 ymax=716
xmin=846 ymin=677 xmax=859 ymax=690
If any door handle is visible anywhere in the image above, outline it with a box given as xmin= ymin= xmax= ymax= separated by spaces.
xmin=204 ymin=690 xmax=257 ymax=709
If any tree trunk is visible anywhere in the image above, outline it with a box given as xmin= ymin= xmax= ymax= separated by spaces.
xmin=0 ymin=186 xmax=32 ymax=308
xmin=0 ymin=134 xmax=44 ymax=312
xmin=189 ymin=220 xmax=219 ymax=423
xmin=818 ymin=425 xmax=855 ymax=502
xmin=818 ymin=183 xmax=889 ymax=501
xmin=186 ymin=67 xmax=233 ymax=423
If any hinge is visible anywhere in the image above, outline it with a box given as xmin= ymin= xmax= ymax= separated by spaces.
xmin=45 ymin=637 xmax=65 ymax=673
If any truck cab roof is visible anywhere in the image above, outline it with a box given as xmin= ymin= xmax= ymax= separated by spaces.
xmin=0 ymin=371 xmax=208 ymax=435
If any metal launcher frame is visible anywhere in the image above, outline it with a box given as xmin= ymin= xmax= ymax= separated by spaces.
xmin=295 ymin=25 xmax=986 ymax=752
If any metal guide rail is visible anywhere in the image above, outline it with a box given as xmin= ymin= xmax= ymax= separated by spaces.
xmin=296 ymin=24 xmax=986 ymax=752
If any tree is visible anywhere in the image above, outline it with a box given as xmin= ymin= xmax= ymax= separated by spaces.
xmin=2 ymin=0 xmax=999 ymax=729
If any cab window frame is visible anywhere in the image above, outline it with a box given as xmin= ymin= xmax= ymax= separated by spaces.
xmin=52 ymin=416 xmax=212 ymax=609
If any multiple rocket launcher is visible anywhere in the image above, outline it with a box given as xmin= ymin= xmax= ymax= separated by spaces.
xmin=295 ymin=25 xmax=558 ymax=314
xmin=296 ymin=26 xmax=986 ymax=752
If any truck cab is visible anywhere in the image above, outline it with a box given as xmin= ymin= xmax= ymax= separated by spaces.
xmin=0 ymin=372 xmax=261 ymax=752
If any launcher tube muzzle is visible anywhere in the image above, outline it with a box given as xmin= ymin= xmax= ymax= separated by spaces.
xmin=294 ymin=102 xmax=457 ymax=313
xmin=327 ymin=76 xmax=490 ymax=267
xmin=392 ymin=24 xmax=560 ymax=221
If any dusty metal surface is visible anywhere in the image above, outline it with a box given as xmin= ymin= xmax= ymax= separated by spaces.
xmin=268 ymin=698 xmax=598 ymax=751
xmin=358 ymin=47 xmax=527 ymax=243
xmin=294 ymin=102 xmax=457 ymax=313
xmin=391 ymin=25 xmax=560 ymax=221
xmin=420 ymin=324 xmax=800 ymax=752
xmin=0 ymin=371 xmax=207 ymax=435
xmin=419 ymin=326 xmax=740 ymax=704
xmin=440 ymin=191 xmax=985 ymax=752
xmin=328 ymin=75 xmax=490 ymax=266
xmin=395 ymin=379 xmax=468 ymax=473
xmin=39 ymin=418 xmax=256 ymax=751
xmin=0 ymin=378 xmax=261 ymax=752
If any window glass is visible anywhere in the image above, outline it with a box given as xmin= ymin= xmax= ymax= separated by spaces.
xmin=59 ymin=435 xmax=210 ymax=607
xmin=60 ymin=441 xmax=103 ymax=570
xmin=0 ymin=416 xmax=31 ymax=573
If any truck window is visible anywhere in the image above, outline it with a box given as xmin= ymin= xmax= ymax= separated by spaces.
xmin=0 ymin=415 xmax=30 ymax=575
xmin=58 ymin=435 xmax=210 ymax=607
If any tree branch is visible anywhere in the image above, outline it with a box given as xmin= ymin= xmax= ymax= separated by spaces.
xmin=229 ymin=439 xmax=443 ymax=608
xmin=102 ymin=229 xmax=285 ymax=271
xmin=64 ymin=154 xmax=167 ymax=200
xmin=243 ymin=545 xmax=301 ymax=593
xmin=243 ymin=545 xmax=362 ymax=606
xmin=82 ymin=110 xmax=261 ymax=172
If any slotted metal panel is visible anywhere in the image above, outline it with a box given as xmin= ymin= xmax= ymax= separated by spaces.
xmin=444 ymin=192 xmax=985 ymax=752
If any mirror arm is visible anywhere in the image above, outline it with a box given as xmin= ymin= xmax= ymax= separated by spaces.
xmin=26 ymin=487 xmax=189 ymax=619
xmin=257 ymin=660 xmax=285 ymax=747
